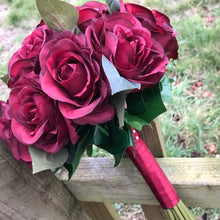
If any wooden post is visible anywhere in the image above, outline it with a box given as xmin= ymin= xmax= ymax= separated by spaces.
xmin=0 ymin=139 xmax=90 ymax=220
xmin=139 ymin=118 xmax=166 ymax=157
xmin=140 ymin=118 xmax=169 ymax=220
xmin=80 ymin=202 xmax=121 ymax=220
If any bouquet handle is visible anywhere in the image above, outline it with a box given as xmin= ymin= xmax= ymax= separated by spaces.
xmin=126 ymin=124 xmax=196 ymax=220
xmin=139 ymin=120 xmax=171 ymax=219
xmin=139 ymin=120 xmax=170 ymax=219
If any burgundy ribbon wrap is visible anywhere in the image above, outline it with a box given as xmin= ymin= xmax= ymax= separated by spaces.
xmin=126 ymin=128 xmax=180 ymax=209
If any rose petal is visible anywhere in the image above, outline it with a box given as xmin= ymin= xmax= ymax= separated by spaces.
xmin=73 ymin=102 xmax=115 ymax=125
xmin=11 ymin=119 xmax=47 ymax=145
xmin=59 ymin=96 xmax=102 ymax=119
xmin=105 ymin=32 xmax=118 ymax=56
xmin=152 ymin=33 xmax=178 ymax=59
xmin=125 ymin=3 xmax=156 ymax=27
xmin=41 ymin=71 xmax=72 ymax=103
xmin=64 ymin=119 xmax=79 ymax=145
xmin=79 ymin=8 xmax=101 ymax=24
xmin=105 ymin=13 xmax=142 ymax=31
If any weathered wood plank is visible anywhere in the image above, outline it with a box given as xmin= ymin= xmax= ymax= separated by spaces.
xmin=59 ymin=157 xmax=220 ymax=209
xmin=140 ymin=119 xmax=167 ymax=157
xmin=0 ymin=139 xmax=90 ymax=220
xmin=141 ymin=205 xmax=168 ymax=220
xmin=80 ymin=202 xmax=121 ymax=220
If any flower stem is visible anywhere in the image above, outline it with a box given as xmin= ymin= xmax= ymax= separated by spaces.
xmin=164 ymin=200 xmax=196 ymax=220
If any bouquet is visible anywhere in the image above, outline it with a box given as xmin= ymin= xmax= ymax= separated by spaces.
xmin=0 ymin=0 xmax=195 ymax=219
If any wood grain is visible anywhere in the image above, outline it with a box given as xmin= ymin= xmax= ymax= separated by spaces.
xmin=80 ymin=202 xmax=121 ymax=220
xmin=141 ymin=205 xmax=168 ymax=220
xmin=139 ymin=119 xmax=167 ymax=157
xmin=59 ymin=157 xmax=220 ymax=209
xmin=0 ymin=139 xmax=90 ymax=220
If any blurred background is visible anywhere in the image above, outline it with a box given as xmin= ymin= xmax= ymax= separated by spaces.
xmin=0 ymin=0 xmax=219 ymax=219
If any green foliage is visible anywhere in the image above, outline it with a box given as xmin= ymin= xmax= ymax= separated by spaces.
xmin=2 ymin=0 xmax=13 ymax=3
xmin=36 ymin=0 xmax=79 ymax=32
xmin=29 ymin=145 xmax=69 ymax=174
xmin=126 ymin=83 xmax=167 ymax=125
xmin=160 ymin=73 xmax=220 ymax=158
xmin=173 ymin=14 xmax=220 ymax=72
xmin=65 ymin=128 xmax=93 ymax=179
xmin=65 ymin=122 xmax=135 ymax=179
xmin=7 ymin=0 xmax=40 ymax=25
xmin=106 ymin=0 xmax=120 ymax=12
xmin=102 ymin=55 xmax=141 ymax=95
xmin=124 ymin=111 xmax=149 ymax=131
xmin=190 ymin=207 xmax=220 ymax=220
xmin=161 ymin=6 xmax=220 ymax=162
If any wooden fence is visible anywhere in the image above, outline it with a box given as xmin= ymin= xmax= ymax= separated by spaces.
xmin=0 ymin=80 xmax=220 ymax=219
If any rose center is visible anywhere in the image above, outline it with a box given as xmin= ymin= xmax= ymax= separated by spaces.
xmin=130 ymin=39 xmax=139 ymax=53
xmin=27 ymin=108 xmax=37 ymax=121
xmin=60 ymin=63 xmax=77 ymax=81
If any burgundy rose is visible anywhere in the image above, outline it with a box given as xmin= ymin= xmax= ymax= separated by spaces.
xmin=122 ymin=2 xmax=178 ymax=59
xmin=8 ymin=20 xmax=53 ymax=87
xmin=0 ymin=101 xmax=31 ymax=162
xmin=77 ymin=1 xmax=108 ymax=32
xmin=39 ymin=31 xmax=114 ymax=125
xmin=7 ymin=74 xmax=74 ymax=154
xmin=85 ymin=13 xmax=169 ymax=89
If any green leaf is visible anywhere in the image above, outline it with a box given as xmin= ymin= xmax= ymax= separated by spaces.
xmin=126 ymin=90 xmax=147 ymax=115
xmin=36 ymin=0 xmax=79 ymax=32
xmin=124 ymin=110 xmax=149 ymax=131
xmin=28 ymin=145 xmax=68 ymax=174
xmin=97 ymin=122 xmax=127 ymax=155
xmin=126 ymin=84 xmax=167 ymax=124
xmin=102 ymin=55 xmax=141 ymax=95
xmin=0 ymin=74 xmax=9 ymax=84
xmin=86 ymin=145 xmax=93 ymax=157
xmin=105 ymin=0 xmax=120 ymax=13
xmin=64 ymin=126 xmax=95 ymax=179
xmin=66 ymin=129 xmax=92 ymax=179
xmin=113 ymin=154 xmax=122 ymax=167
xmin=96 ymin=122 xmax=134 ymax=167
xmin=110 ymin=90 xmax=131 ymax=128
xmin=138 ymin=85 xmax=167 ymax=122
xmin=113 ymin=123 xmax=134 ymax=166
xmin=64 ymin=163 xmax=74 ymax=179
xmin=96 ymin=125 xmax=109 ymax=137
xmin=160 ymin=75 xmax=173 ymax=104
xmin=65 ymin=140 xmax=77 ymax=165
xmin=94 ymin=125 xmax=109 ymax=146
xmin=124 ymin=123 xmax=135 ymax=148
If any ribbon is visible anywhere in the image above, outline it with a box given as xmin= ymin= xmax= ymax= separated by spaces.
xmin=126 ymin=128 xmax=180 ymax=209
